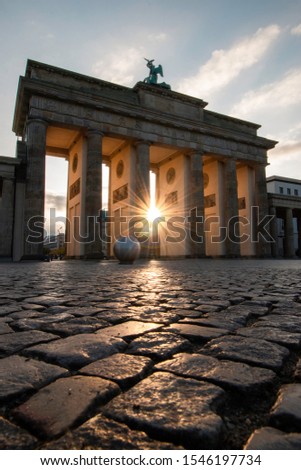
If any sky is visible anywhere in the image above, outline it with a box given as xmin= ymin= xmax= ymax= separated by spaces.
xmin=1 ymin=0 xmax=301 ymax=226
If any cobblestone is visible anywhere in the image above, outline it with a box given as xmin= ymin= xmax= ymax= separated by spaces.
xmin=0 ymin=258 xmax=300 ymax=449
xmin=24 ymin=332 xmax=127 ymax=369
xmin=80 ymin=353 xmax=153 ymax=388
xmin=126 ymin=331 xmax=190 ymax=360
xmin=155 ymin=353 xmax=276 ymax=394
xmin=244 ymin=426 xmax=301 ymax=450
xmin=103 ymin=371 xmax=225 ymax=449
xmin=13 ymin=375 xmax=120 ymax=439
xmin=269 ymin=384 xmax=301 ymax=431
xmin=0 ymin=355 xmax=68 ymax=400
xmin=203 ymin=335 xmax=290 ymax=371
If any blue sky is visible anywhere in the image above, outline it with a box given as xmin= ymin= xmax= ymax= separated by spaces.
xmin=1 ymin=0 xmax=301 ymax=216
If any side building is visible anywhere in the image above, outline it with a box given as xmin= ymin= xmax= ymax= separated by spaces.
xmin=0 ymin=156 xmax=22 ymax=260
xmin=267 ymin=175 xmax=301 ymax=257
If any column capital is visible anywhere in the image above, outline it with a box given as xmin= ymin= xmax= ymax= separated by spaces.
xmin=85 ymin=128 xmax=104 ymax=138
xmin=26 ymin=117 xmax=48 ymax=128
xmin=224 ymin=156 xmax=237 ymax=165
xmin=134 ymin=139 xmax=152 ymax=149
xmin=187 ymin=148 xmax=204 ymax=157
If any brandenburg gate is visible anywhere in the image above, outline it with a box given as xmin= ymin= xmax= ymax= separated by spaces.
xmin=11 ymin=59 xmax=277 ymax=260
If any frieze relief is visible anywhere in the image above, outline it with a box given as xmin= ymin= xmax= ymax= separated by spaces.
xmin=204 ymin=194 xmax=216 ymax=208
xmin=69 ymin=178 xmax=80 ymax=200
xmin=238 ymin=197 xmax=246 ymax=210
xmin=113 ymin=184 xmax=128 ymax=204
xmin=165 ymin=191 xmax=178 ymax=206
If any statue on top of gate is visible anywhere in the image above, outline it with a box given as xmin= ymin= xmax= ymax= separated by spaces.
xmin=143 ymin=58 xmax=171 ymax=90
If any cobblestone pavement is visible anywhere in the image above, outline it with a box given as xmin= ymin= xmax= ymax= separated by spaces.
xmin=1 ymin=258 xmax=301 ymax=450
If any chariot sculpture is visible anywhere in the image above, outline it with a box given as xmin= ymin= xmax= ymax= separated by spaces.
xmin=143 ymin=58 xmax=171 ymax=89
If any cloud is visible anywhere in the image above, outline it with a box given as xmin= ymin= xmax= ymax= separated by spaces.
xmin=177 ymin=24 xmax=281 ymax=98
xmin=231 ymin=68 xmax=301 ymax=116
xmin=45 ymin=193 xmax=66 ymax=213
xmin=147 ymin=32 xmax=168 ymax=42
xmin=92 ymin=47 xmax=144 ymax=86
xmin=269 ymin=140 xmax=301 ymax=158
xmin=291 ymin=23 xmax=301 ymax=35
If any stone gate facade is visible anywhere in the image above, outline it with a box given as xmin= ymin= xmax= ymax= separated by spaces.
xmin=1 ymin=59 xmax=278 ymax=260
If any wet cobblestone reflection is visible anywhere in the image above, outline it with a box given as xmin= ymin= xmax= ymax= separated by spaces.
xmin=0 ymin=259 xmax=301 ymax=449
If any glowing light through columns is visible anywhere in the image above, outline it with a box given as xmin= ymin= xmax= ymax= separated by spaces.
xmin=147 ymin=171 xmax=162 ymax=222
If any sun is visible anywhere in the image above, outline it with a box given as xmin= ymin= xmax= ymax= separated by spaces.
xmin=147 ymin=205 xmax=162 ymax=223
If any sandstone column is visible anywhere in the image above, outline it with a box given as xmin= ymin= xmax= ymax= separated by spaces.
xmin=189 ymin=151 xmax=205 ymax=257
xmin=84 ymin=128 xmax=103 ymax=258
xmin=254 ymin=165 xmax=271 ymax=257
xmin=269 ymin=206 xmax=279 ymax=258
xmin=23 ymin=118 xmax=47 ymax=258
xmin=224 ymin=158 xmax=240 ymax=257
xmin=284 ymin=207 xmax=295 ymax=257
xmin=135 ymin=141 xmax=150 ymax=211
xmin=297 ymin=214 xmax=301 ymax=258
xmin=0 ymin=176 xmax=15 ymax=257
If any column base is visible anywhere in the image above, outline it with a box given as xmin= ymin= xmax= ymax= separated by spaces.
xmin=83 ymin=252 xmax=108 ymax=260
xmin=21 ymin=254 xmax=50 ymax=262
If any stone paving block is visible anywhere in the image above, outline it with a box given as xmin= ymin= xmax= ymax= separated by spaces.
xmin=129 ymin=311 xmax=180 ymax=325
xmin=126 ymin=332 xmax=190 ymax=360
xmin=95 ymin=301 xmax=131 ymax=309
xmin=256 ymin=315 xmax=301 ymax=333
xmin=171 ymin=309 xmax=202 ymax=318
xmin=161 ymin=302 xmax=195 ymax=310
xmin=11 ymin=313 xmax=74 ymax=331
xmin=178 ymin=314 xmax=246 ymax=332
xmin=155 ymin=353 xmax=276 ymax=393
xmin=270 ymin=384 xmax=301 ymax=432
xmin=13 ymin=375 xmax=120 ymax=439
xmin=80 ymin=353 xmax=153 ymax=388
xmin=24 ymin=296 xmax=66 ymax=306
xmin=0 ymin=416 xmax=38 ymax=449
xmin=43 ymin=306 xmax=70 ymax=314
xmin=42 ymin=317 xmax=111 ymax=336
xmin=98 ymin=321 xmax=162 ymax=341
xmin=166 ymin=323 xmax=229 ymax=341
xmin=272 ymin=306 xmax=301 ymax=316
xmin=194 ymin=304 xmax=223 ymax=313
xmin=103 ymin=371 xmax=225 ymax=449
xmin=58 ymin=306 xmax=104 ymax=317
xmin=0 ymin=330 xmax=59 ymax=357
xmin=0 ymin=319 xmax=13 ymax=334
xmin=21 ymin=303 xmax=46 ymax=311
xmin=294 ymin=358 xmax=301 ymax=381
xmin=0 ymin=355 xmax=68 ymax=400
xmin=0 ymin=299 xmax=14 ymax=305
xmin=94 ymin=309 xmax=134 ymax=324
xmin=242 ymin=300 xmax=272 ymax=308
xmin=24 ymin=332 xmax=127 ymax=369
xmin=203 ymin=335 xmax=290 ymax=371
xmin=227 ymin=304 xmax=268 ymax=318
xmin=44 ymin=414 xmax=183 ymax=450
xmin=0 ymin=292 xmax=36 ymax=301
xmin=244 ymin=426 xmax=301 ymax=450
xmin=10 ymin=310 xmax=48 ymax=320
xmin=194 ymin=300 xmax=231 ymax=309
xmin=0 ymin=304 xmax=23 ymax=316
xmin=128 ymin=306 xmax=167 ymax=315
xmin=236 ymin=326 xmax=301 ymax=349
